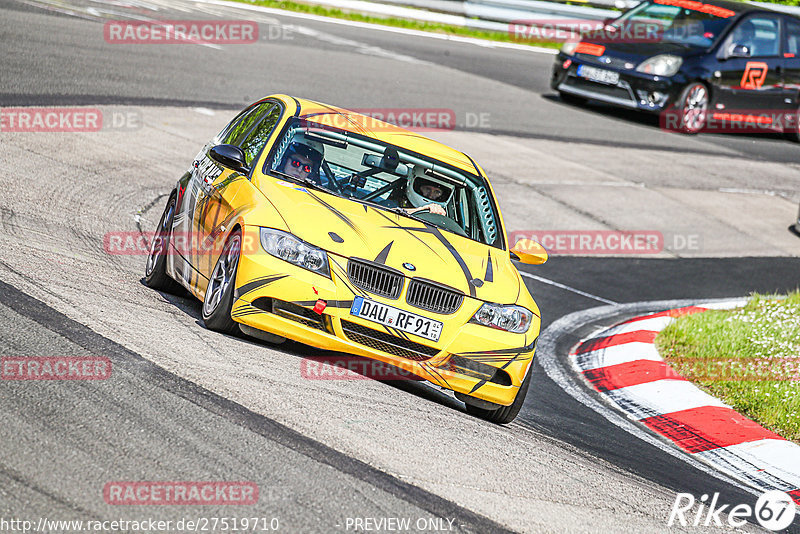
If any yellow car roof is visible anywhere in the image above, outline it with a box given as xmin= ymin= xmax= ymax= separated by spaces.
xmin=270 ymin=95 xmax=480 ymax=176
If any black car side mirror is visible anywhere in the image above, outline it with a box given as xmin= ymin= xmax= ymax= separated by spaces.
xmin=209 ymin=144 xmax=250 ymax=173
xmin=725 ymin=44 xmax=751 ymax=59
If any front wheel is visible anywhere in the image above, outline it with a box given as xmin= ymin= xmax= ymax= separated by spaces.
xmin=144 ymin=193 xmax=184 ymax=295
xmin=463 ymin=363 xmax=532 ymax=425
xmin=202 ymin=229 xmax=242 ymax=335
xmin=675 ymin=82 xmax=708 ymax=134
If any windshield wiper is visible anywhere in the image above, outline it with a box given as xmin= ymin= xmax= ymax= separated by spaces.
xmin=272 ymin=171 xmax=334 ymax=195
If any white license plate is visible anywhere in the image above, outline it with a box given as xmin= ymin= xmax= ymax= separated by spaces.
xmin=577 ymin=65 xmax=619 ymax=85
xmin=350 ymin=296 xmax=442 ymax=342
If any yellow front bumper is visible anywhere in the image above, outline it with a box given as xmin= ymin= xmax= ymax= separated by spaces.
xmin=232 ymin=228 xmax=538 ymax=406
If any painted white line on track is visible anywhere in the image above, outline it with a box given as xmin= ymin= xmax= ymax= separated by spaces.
xmin=572 ymin=342 xmax=662 ymax=370
xmin=604 ymin=380 xmax=730 ymax=418
xmin=188 ymin=0 xmax=560 ymax=54
xmin=519 ymin=271 xmax=618 ymax=305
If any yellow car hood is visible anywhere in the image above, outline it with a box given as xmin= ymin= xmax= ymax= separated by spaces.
xmin=260 ymin=180 xmax=520 ymax=303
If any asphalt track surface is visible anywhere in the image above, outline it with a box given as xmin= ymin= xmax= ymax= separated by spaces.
xmin=1 ymin=0 xmax=799 ymax=532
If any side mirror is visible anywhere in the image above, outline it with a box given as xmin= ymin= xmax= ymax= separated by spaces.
xmin=510 ymin=239 xmax=548 ymax=265
xmin=725 ymin=44 xmax=751 ymax=59
xmin=209 ymin=144 xmax=250 ymax=173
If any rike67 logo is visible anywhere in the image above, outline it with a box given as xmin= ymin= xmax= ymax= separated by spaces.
xmin=669 ymin=490 xmax=797 ymax=531
xmin=741 ymin=61 xmax=769 ymax=90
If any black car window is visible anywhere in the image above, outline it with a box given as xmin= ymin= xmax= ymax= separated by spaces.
xmin=785 ymin=17 xmax=800 ymax=56
xmin=222 ymin=102 xmax=272 ymax=146
xmin=217 ymin=104 xmax=255 ymax=142
xmin=730 ymin=16 xmax=781 ymax=58
xmin=239 ymin=105 xmax=282 ymax=166
xmin=611 ymin=0 xmax=735 ymax=48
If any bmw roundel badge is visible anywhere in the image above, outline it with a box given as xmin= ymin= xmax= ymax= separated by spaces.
xmin=402 ymin=262 xmax=416 ymax=271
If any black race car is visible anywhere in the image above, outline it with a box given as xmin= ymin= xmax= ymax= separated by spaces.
xmin=550 ymin=0 xmax=800 ymax=139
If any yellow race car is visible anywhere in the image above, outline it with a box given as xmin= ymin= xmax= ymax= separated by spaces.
xmin=145 ymin=95 xmax=547 ymax=424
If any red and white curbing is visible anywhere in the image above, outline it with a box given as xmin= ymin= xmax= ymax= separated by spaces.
xmin=570 ymin=302 xmax=800 ymax=506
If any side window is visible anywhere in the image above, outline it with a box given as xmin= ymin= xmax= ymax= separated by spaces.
xmin=222 ymin=102 xmax=272 ymax=146
xmin=785 ymin=17 xmax=800 ymax=56
xmin=239 ymin=105 xmax=282 ymax=166
xmin=730 ymin=16 xmax=780 ymax=57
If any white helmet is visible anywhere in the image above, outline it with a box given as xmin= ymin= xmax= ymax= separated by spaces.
xmin=406 ymin=166 xmax=454 ymax=210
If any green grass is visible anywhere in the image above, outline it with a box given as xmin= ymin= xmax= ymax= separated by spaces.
xmin=655 ymin=292 xmax=800 ymax=444
xmin=232 ymin=0 xmax=562 ymax=48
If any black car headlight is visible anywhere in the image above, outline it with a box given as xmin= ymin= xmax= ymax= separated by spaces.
xmin=259 ymin=228 xmax=330 ymax=277
xmin=470 ymin=303 xmax=533 ymax=334
xmin=636 ymin=54 xmax=682 ymax=77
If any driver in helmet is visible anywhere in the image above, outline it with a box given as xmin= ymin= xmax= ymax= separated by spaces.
xmin=279 ymin=141 xmax=324 ymax=182
xmin=403 ymin=167 xmax=450 ymax=216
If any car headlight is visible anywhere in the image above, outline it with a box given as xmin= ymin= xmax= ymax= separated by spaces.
xmin=470 ymin=303 xmax=533 ymax=334
xmin=561 ymin=41 xmax=579 ymax=56
xmin=259 ymin=228 xmax=330 ymax=277
xmin=636 ymin=55 xmax=682 ymax=77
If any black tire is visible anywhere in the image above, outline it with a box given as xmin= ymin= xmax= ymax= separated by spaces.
xmin=559 ymin=91 xmax=587 ymax=106
xmin=144 ymin=193 xmax=185 ymax=294
xmin=202 ymin=229 xmax=242 ymax=335
xmin=675 ymin=82 xmax=708 ymax=134
xmin=464 ymin=363 xmax=533 ymax=425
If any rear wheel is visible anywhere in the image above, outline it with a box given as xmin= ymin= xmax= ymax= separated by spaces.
xmin=463 ymin=363 xmax=532 ymax=425
xmin=676 ymin=82 xmax=708 ymax=134
xmin=202 ymin=229 xmax=242 ymax=335
xmin=144 ymin=193 xmax=184 ymax=294
xmin=559 ymin=91 xmax=587 ymax=106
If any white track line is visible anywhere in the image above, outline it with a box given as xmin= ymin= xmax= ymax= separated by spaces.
xmin=519 ymin=271 xmax=618 ymax=305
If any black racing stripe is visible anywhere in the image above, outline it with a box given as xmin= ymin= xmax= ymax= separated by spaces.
xmin=330 ymin=258 xmax=367 ymax=298
xmin=231 ymin=309 xmax=264 ymax=318
xmin=368 ymin=208 xmax=444 ymax=261
xmin=237 ymin=274 xmax=288 ymax=297
xmin=305 ymin=191 xmax=366 ymax=242
xmin=381 ymin=223 xmax=475 ymax=297
xmin=374 ymin=241 xmax=393 ymax=264
xmin=419 ymin=362 xmax=450 ymax=388
xmin=484 ymin=250 xmax=493 ymax=283
xmin=428 ymin=227 xmax=475 ymax=298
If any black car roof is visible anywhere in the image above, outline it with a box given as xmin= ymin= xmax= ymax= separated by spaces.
xmin=643 ymin=0 xmax=778 ymax=15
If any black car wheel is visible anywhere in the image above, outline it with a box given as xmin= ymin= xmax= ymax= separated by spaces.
xmin=464 ymin=363 xmax=532 ymax=425
xmin=144 ymin=193 xmax=184 ymax=294
xmin=202 ymin=229 xmax=242 ymax=335
xmin=677 ymin=82 xmax=708 ymax=134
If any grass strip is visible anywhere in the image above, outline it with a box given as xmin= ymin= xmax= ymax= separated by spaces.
xmin=656 ymin=292 xmax=800 ymax=444
xmin=232 ymin=0 xmax=562 ymax=48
